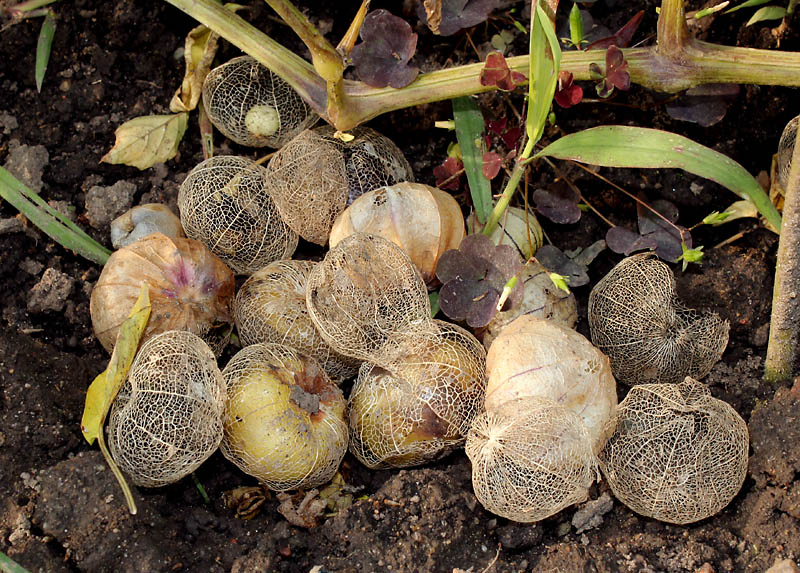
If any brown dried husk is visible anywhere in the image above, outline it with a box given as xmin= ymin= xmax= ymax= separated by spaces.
xmin=466 ymin=397 xmax=598 ymax=523
xmin=178 ymin=155 xmax=298 ymax=274
xmin=485 ymin=316 xmax=617 ymax=454
xmin=264 ymin=129 xmax=348 ymax=245
xmin=110 ymin=203 xmax=185 ymax=249
xmin=314 ymin=125 xmax=415 ymax=205
xmin=306 ymin=233 xmax=432 ymax=365
xmin=482 ymin=261 xmax=578 ymax=350
xmin=329 ymin=182 xmax=465 ymax=284
xmin=202 ymin=55 xmax=318 ymax=148
xmin=220 ymin=343 xmax=348 ymax=491
xmin=777 ymin=114 xmax=797 ymax=190
xmin=90 ymin=232 xmax=235 ymax=353
xmin=598 ymin=377 xmax=749 ymax=524
xmin=588 ymin=254 xmax=729 ymax=385
xmin=107 ymin=330 xmax=226 ymax=487
xmin=234 ymin=260 xmax=360 ymax=379
xmin=348 ymin=320 xmax=486 ymax=469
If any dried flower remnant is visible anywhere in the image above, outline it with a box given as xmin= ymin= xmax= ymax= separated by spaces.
xmin=588 ymin=254 xmax=729 ymax=385
xmin=202 ymin=56 xmax=317 ymax=148
xmin=110 ymin=203 xmax=185 ymax=249
xmin=466 ymin=397 xmax=598 ymax=523
xmin=234 ymin=260 xmax=359 ymax=379
xmin=107 ymin=331 xmax=226 ymax=487
xmin=220 ymin=343 xmax=348 ymax=491
xmin=90 ymin=233 xmax=234 ymax=353
xmin=348 ymin=321 xmax=486 ymax=469
xmin=599 ymin=377 xmax=749 ymax=524
xmin=178 ymin=155 xmax=298 ymax=273
xmin=329 ymin=182 xmax=465 ymax=285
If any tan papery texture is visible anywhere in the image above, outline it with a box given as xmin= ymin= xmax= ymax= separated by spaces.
xmin=599 ymin=377 xmax=749 ymax=524
xmin=90 ymin=232 xmax=234 ymax=353
xmin=108 ymin=331 xmax=226 ymax=487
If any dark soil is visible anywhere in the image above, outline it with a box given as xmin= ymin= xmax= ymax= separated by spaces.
xmin=1 ymin=0 xmax=799 ymax=571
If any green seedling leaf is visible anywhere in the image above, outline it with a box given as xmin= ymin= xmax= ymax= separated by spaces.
xmin=549 ymin=272 xmax=570 ymax=293
xmin=746 ymin=5 xmax=787 ymax=24
xmin=568 ymin=3 xmax=584 ymax=49
xmin=702 ymin=210 xmax=732 ymax=225
xmin=677 ymin=243 xmax=704 ymax=271
xmin=81 ymin=285 xmax=151 ymax=445
xmin=101 ymin=113 xmax=189 ymax=170
xmin=0 ymin=550 xmax=30 ymax=573
xmin=170 ymin=22 xmax=221 ymax=112
xmin=453 ymin=96 xmax=492 ymax=223
xmin=533 ymin=125 xmax=782 ymax=232
xmin=35 ymin=9 xmax=56 ymax=93
xmin=725 ymin=0 xmax=772 ymax=14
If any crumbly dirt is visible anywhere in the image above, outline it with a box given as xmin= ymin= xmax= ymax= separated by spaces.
xmin=1 ymin=0 xmax=799 ymax=571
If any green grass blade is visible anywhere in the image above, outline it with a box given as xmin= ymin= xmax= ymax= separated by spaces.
xmin=746 ymin=5 xmax=787 ymax=24
xmin=533 ymin=125 xmax=781 ymax=231
xmin=0 ymin=550 xmax=31 ymax=573
xmin=0 ymin=167 xmax=111 ymax=264
xmin=725 ymin=0 xmax=772 ymax=13
xmin=35 ymin=10 xmax=56 ymax=93
xmin=525 ymin=2 xmax=561 ymax=154
xmin=453 ymin=96 xmax=492 ymax=224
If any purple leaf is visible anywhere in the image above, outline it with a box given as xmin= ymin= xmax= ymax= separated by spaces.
xmin=536 ymin=245 xmax=590 ymax=287
xmin=605 ymin=225 xmax=642 ymax=255
xmin=418 ymin=0 xmax=501 ymax=36
xmin=605 ymin=46 xmax=630 ymax=91
xmin=555 ymin=71 xmax=583 ymax=108
xmin=533 ymin=182 xmax=582 ymax=224
xmin=666 ymin=84 xmax=740 ymax=127
xmin=638 ymin=198 xmax=679 ymax=236
xmin=351 ymin=10 xmax=420 ymax=89
xmin=480 ymin=52 xmax=527 ymax=91
xmin=585 ymin=10 xmax=644 ymax=50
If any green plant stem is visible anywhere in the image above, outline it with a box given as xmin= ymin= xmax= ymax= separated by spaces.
xmin=483 ymin=161 xmax=528 ymax=236
xmin=165 ymin=0 xmax=800 ymax=130
xmin=657 ymin=0 xmax=690 ymax=56
xmin=0 ymin=167 xmax=111 ymax=265
xmin=97 ymin=428 xmax=138 ymax=515
xmin=764 ymin=128 xmax=800 ymax=383
xmin=0 ymin=551 xmax=31 ymax=573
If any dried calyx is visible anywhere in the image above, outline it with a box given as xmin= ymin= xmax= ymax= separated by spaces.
xmin=90 ymin=233 xmax=235 ymax=353
xmin=588 ymin=253 xmax=729 ymax=385
xmin=599 ymin=377 xmax=749 ymax=524
xmin=348 ymin=320 xmax=486 ymax=469
xmin=110 ymin=203 xmax=184 ymax=249
xmin=220 ymin=343 xmax=348 ymax=491
xmin=178 ymin=155 xmax=298 ymax=274
xmin=306 ymin=233 xmax=431 ymax=365
xmin=264 ymin=126 xmax=414 ymax=245
xmin=202 ymin=55 xmax=318 ymax=148
xmin=108 ymin=330 xmax=226 ymax=487
xmin=330 ymin=182 xmax=465 ymax=285
xmin=234 ymin=260 xmax=360 ymax=379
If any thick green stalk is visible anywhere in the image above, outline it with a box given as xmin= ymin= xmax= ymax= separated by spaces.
xmin=165 ymin=0 xmax=800 ymax=131
xmin=657 ymin=0 xmax=690 ymax=56
xmin=765 ymin=128 xmax=800 ymax=383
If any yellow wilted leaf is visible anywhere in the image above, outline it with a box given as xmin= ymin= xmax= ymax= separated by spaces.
xmin=81 ymin=284 xmax=151 ymax=445
xmin=169 ymin=24 xmax=220 ymax=113
xmin=101 ymin=113 xmax=188 ymax=170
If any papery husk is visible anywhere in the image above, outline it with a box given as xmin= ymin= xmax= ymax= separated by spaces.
xmin=90 ymin=232 xmax=235 ymax=353
xmin=329 ymin=182 xmax=465 ymax=284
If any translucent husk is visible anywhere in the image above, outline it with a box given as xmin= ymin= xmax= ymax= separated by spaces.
xmin=220 ymin=343 xmax=347 ymax=491
xmin=110 ymin=203 xmax=185 ymax=249
xmin=177 ymin=155 xmax=298 ymax=274
xmin=329 ymin=182 xmax=465 ymax=284
xmin=107 ymin=330 xmax=226 ymax=487
xmin=599 ymin=377 xmax=749 ymax=524
xmin=466 ymin=396 xmax=598 ymax=523
xmin=90 ymin=232 xmax=235 ymax=353
xmin=234 ymin=259 xmax=360 ymax=379
xmin=202 ymin=55 xmax=318 ymax=148
xmin=348 ymin=320 xmax=486 ymax=469
xmin=588 ymin=253 xmax=729 ymax=385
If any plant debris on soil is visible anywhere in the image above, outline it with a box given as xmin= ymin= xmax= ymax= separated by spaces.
xmin=1 ymin=0 xmax=799 ymax=571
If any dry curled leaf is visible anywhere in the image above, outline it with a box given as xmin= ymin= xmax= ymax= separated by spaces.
xmin=101 ymin=113 xmax=188 ymax=170
xmin=418 ymin=0 xmax=502 ymax=36
xmin=423 ymin=0 xmax=443 ymax=34
xmin=170 ymin=24 xmax=220 ymax=113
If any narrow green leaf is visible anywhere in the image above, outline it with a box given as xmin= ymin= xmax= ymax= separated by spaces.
xmin=569 ymin=3 xmax=583 ymax=48
xmin=533 ymin=125 xmax=781 ymax=231
xmin=746 ymin=5 xmax=786 ymax=24
xmin=525 ymin=2 xmax=561 ymax=154
xmin=35 ymin=10 xmax=56 ymax=93
xmin=0 ymin=167 xmax=111 ymax=264
xmin=725 ymin=0 xmax=772 ymax=13
xmin=101 ymin=113 xmax=189 ymax=170
xmin=453 ymin=96 xmax=492 ymax=224
xmin=0 ymin=550 xmax=31 ymax=573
